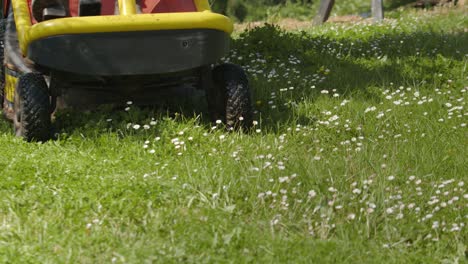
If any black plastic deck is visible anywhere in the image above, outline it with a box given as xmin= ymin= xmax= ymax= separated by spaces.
xmin=27 ymin=29 xmax=230 ymax=75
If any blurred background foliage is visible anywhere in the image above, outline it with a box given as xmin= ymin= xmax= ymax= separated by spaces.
xmin=208 ymin=0 xmax=438 ymax=22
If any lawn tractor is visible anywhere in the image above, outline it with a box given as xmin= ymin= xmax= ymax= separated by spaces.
xmin=0 ymin=0 xmax=253 ymax=141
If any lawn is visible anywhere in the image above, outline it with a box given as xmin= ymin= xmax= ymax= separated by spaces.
xmin=0 ymin=6 xmax=467 ymax=264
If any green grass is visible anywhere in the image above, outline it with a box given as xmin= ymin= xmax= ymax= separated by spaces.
xmin=0 ymin=8 xmax=467 ymax=263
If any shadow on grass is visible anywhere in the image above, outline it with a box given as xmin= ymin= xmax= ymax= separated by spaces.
xmin=52 ymin=94 xmax=210 ymax=138
xmin=385 ymin=0 xmax=419 ymax=9
xmin=229 ymin=24 xmax=466 ymax=129
xmin=2 ymin=23 xmax=464 ymax=138
xmin=0 ymin=117 xmax=12 ymax=135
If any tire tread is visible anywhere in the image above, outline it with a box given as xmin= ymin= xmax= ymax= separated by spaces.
xmin=211 ymin=63 xmax=253 ymax=130
xmin=16 ymin=73 xmax=52 ymax=141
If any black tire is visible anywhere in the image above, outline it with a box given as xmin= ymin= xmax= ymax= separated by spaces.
xmin=0 ymin=18 xmax=5 ymax=108
xmin=14 ymin=73 xmax=52 ymax=142
xmin=208 ymin=63 xmax=253 ymax=130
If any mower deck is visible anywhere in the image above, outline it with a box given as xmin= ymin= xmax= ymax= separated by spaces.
xmin=29 ymin=29 xmax=229 ymax=75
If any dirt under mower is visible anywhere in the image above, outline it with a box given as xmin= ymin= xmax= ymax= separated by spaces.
xmin=0 ymin=0 xmax=253 ymax=141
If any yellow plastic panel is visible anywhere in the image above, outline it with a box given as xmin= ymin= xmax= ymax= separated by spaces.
xmin=11 ymin=0 xmax=32 ymax=56
xmin=26 ymin=12 xmax=233 ymax=52
xmin=5 ymin=73 xmax=18 ymax=103
xmin=118 ymin=0 xmax=137 ymax=15
xmin=194 ymin=0 xmax=211 ymax=11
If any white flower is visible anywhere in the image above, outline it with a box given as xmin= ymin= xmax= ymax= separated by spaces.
xmin=308 ymin=190 xmax=317 ymax=198
xmin=271 ymin=218 xmax=279 ymax=226
xmin=132 ymin=124 xmax=141 ymax=130
xmin=328 ymin=115 xmax=339 ymax=122
xmin=365 ymin=106 xmax=377 ymax=113
xmin=279 ymin=177 xmax=289 ymax=183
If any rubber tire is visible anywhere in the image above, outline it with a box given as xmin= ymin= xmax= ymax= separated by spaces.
xmin=14 ymin=73 xmax=52 ymax=142
xmin=0 ymin=19 xmax=5 ymax=108
xmin=209 ymin=63 xmax=253 ymax=130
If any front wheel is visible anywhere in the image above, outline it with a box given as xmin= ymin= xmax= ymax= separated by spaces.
xmin=207 ymin=63 xmax=253 ymax=130
xmin=14 ymin=73 xmax=52 ymax=142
